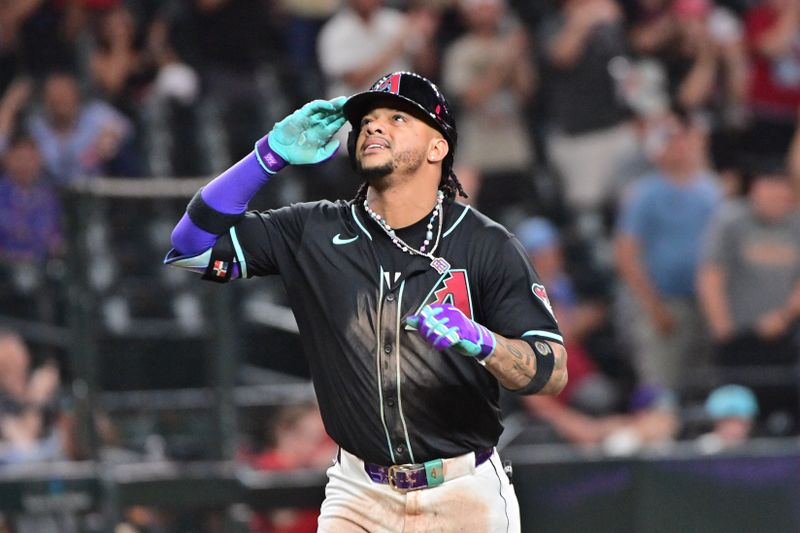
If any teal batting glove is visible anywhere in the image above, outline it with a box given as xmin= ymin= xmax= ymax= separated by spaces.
xmin=267 ymin=97 xmax=347 ymax=165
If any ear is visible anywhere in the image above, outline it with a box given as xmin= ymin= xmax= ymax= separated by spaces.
xmin=427 ymin=137 xmax=449 ymax=164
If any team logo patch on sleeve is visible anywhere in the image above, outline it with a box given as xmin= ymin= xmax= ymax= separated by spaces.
xmin=532 ymin=283 xmax=555 ymax=319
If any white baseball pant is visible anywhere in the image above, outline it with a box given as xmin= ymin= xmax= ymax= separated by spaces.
xmin=317 ymin=448 xmax=521 ymax=533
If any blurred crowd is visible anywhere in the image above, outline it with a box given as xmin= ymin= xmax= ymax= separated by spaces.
xmin=1 ymin=0 xmax=800 ymax=500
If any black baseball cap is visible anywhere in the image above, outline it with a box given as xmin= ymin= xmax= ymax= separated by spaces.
xmin=343 ymin=72 xmax=457 ymax=153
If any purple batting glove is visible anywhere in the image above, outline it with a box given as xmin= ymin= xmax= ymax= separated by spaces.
xmin=405 ymin=303 xmax=496 ymax=362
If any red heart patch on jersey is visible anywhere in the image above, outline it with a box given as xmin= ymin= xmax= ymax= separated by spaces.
xmin=532 ymin=283 xmax=555 ymax=319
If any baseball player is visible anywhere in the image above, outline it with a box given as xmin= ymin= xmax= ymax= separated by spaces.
xmin=166 ymin=71 xmax=567 ymax=532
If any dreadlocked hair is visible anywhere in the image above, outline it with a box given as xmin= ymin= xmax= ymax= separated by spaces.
xmin=353 ymin=181 xmax=370 ymax=204
xmin=442 ymin=169 xmax=469 ymax=200
xmin=352 ymin=170 xmax=468 ymax=204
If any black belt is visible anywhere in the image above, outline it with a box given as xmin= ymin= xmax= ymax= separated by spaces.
xmin=361 ymin=448 xmax=494 ymax=492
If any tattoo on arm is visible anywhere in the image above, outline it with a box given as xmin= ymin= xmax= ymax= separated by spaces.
xmin=489 ymin=338 xmax=536 ymax=389
xmin=486 ymin=335 xmax=568 ymax=395
xmin=541 ymin=343 xmax=568 ymax=395
xmin=505 ymin=340 xmax=534 ymax=380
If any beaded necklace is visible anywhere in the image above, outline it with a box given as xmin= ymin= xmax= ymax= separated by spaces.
xmin=363 ymin=190 xmax=451 ymax=274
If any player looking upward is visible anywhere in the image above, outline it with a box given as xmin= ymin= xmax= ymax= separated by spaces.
xmin=166 ymin=72 xmax=567 ymax=532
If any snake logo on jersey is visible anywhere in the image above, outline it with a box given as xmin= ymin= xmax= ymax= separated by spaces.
xmin=532 ymin=283 xmax=556 ymax=321
xmin=411 ymin=269 xmax=474 ymax=323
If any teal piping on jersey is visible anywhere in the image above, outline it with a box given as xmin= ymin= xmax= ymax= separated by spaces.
xmin=443 ymin=205 xmax=471 ymax=238
xmin=230 ymin=226 xmax=247 ymax=279
xmin=375 ymin=266 xmax=396 ymax=463
xmin=521 ymin=330 xmax=564 ymax=344
xmin=351 ymin=204 xmax=373 ymax=241
xmin=462 ymin=270 xmax=475 ymax=320
xmin=394 ymin=280 xmax=415 ymax=463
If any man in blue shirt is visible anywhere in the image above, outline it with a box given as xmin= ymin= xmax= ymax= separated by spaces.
xmin=614 ymin=112 xmax=720 ymax=391
xmin=0 ymin=135 xmax=61 ymax=263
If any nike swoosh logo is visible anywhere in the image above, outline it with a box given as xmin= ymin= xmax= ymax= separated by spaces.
xmin=332 ymin=233 xmax=359 ymax=245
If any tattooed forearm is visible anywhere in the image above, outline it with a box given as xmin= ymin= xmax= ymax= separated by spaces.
xmin=484 ymin=334 xmax=568 ymax=395
xmin=502 ymin=339 xmax=535 ymax=382
xmin=540 ymin=343 xmax=569 ymax=395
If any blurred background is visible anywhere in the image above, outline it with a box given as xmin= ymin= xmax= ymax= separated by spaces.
xmin=1 ymin=0 xmax=800 ymax=531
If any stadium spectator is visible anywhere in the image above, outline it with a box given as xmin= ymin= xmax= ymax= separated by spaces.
xmin=248 ymin=403 xmax=335 ymax=533
xmin=539 ymin=0 xmax=638 ymax=221
xmin=0 ymin=77 xmax=31 ymax=154
xmin=695 ymin=384 xmax=759 ymax=453
xmin=139 ymin=5 xmax=205 ymax=176
xmin=176 ymin=0 xmax=273 ymax=165
xmin=28 ymin=72 xmax=141 ymax=183
xmin=279 ymin=0 xmax=340 ymax=108
xmin=743 ymin=0 xmax=800 ymax=161
xmin=515 ymin=216 xmax=617 ymax=412
xmin=0 ymin=134 xmax=62 ymax=264
xmin=523 ymin=383 xmax=680 ymax=453
xmin=317 ymin=0 xmax=440 ymax=102
xmin=113 ymin=507 xmax=163 ymax=533
xmin=441 ymin=0 xmax=537 ymax=223
xmin=0 ymin=330 xmax=63 ymax=464
xmin=0 ymin=0 xmax=81 ymax=85
xmin=0 ymin=330 xmax=71 ymax=532
xmin=697 ymin=163 xmax=800 ymax=431
xmin=629 ymin=0 xmax=747 ymax=114
xmin=0 ymin=80 xmax=63 ymax=321
xmin=628 ymin=0 xmax=749 ymax=173
xmin=614 ymin=110 xmax=721 ymax=392
xmin=89 ymin=4 xmax=154 ymax=121
xmin=511 ymin=216 xmax=676 ymax=453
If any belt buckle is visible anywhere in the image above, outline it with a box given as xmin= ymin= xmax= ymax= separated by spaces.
xmin=387 ymin=464 xmax=422 ymax=493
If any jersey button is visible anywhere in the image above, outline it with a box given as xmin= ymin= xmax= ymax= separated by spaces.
xmin=386 ymin=293 xmax=395 ymax=302
xmin=395 ymin=444 xmax=405 ymax=455
xmin=387 ymin=398 xmax=395 ymax=407
xmin=384 ymin=343 xmax=392 ymax=354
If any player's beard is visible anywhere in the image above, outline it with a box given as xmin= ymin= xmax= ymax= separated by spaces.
xmin=356 ymin=148 xmax=425 ymax=184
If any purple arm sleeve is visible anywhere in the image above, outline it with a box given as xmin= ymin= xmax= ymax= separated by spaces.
xmin=170 ymin=136 xmax=287 ymax=255
xmin=170 ymin=214 xmax=218 ymax=255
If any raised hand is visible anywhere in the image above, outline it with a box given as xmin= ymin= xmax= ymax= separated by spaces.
xmin=268 ymin=96 xmax=347 ymax=166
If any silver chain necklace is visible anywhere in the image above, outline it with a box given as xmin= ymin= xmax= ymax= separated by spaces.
xmin=363 ymin=190 xmax=451 ymax=274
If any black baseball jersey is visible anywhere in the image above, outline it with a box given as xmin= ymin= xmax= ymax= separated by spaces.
xmin=209 ymin=198 xmax=561 ymax=465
